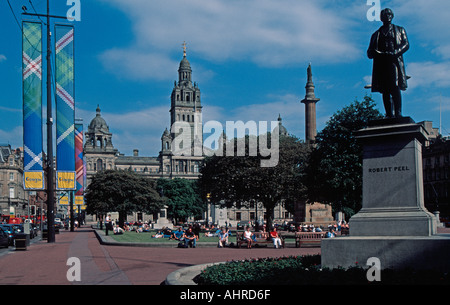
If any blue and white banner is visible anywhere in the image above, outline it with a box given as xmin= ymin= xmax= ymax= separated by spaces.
xmin=55 ymin=24 xmax=76 ymax=190
xmin=22 ymin=21 xmax=44 ymax=190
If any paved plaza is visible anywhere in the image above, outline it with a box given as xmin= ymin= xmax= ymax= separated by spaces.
xmin=0 ymin=224 xmax=321 ymax=285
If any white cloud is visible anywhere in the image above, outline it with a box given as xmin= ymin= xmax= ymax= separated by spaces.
xmin=203 ymin=93 xmax=305 ymax=138
xmin=0 ymin=126 xmax=22 ymax=148
xmin=99 ymin=49 xmax=178 ymax=81
xmin=406 ymin=61 xmax=450 ymax=90
xmin=79 ymin=104 xmax=170 ymax=156
xmin=0 ymin=55 xmax=6 ymax=63
xmin=392 ymin=0 xmax=450 ymax=60
xmin=99 ymin=0 xmax=360 ymax=81
xmin=79 ymin=92 xmax=311 ymax=156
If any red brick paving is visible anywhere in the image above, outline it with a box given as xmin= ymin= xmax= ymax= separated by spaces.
xmin=0 ymin=225 xmax=320 ymax=285
xmin=2 ymin=225 xmax=448 ymax=285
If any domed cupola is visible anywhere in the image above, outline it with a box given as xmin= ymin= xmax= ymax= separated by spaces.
xmin=84 ymin=105 xmax=115 ymax=151
xmin=276 ymin=114 xmax=288 ymax=137
xmin=178 ymin=42 xmax=192 ymax=87
xmin=88 ymin=105 xmax=110 ymax=133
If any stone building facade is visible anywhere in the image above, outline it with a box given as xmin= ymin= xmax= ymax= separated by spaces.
xmin=0 ymin=145 xmax=28 ymax=221
xmin=423 ymin=136 xmax=450 ymax=218
xmin=83 ymin=51 xmax=292 ymax=225
xmin=83 ymin=52 xmax=204 ymax=186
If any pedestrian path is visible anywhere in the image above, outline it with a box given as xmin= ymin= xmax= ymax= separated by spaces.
xmin=2 ymin=225 xmax=449 ymax=285
xmin=0 ymin=224 xmax=321 ymax=285
xmin=68 ymin=227 xmax=131 ymax=285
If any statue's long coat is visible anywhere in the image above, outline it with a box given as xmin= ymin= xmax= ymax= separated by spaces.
xmin=367 ymin=25 xmax=409 ymax=93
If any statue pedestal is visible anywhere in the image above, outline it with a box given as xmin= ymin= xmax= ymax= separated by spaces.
xmin=350 ymin=117 xmax=436 ymax=236
xmin=321 ymin=118 xmax=450 ymax=272
xmin=153 ymin=206 xmax=173 ymax=230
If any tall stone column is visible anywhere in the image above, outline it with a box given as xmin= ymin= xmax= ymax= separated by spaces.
xmin=301 ymin=64 xmax=319 ymax=144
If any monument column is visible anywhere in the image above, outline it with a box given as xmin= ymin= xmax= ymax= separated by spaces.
xmin=301 ymin=64 xmax=319 ymax=144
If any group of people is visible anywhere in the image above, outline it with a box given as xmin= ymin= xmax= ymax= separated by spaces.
xmin=104 ymin=215 xmax=155 ymax=235
xmin=166 ymin=226 xmax=198 ymax=248
xmin=167 ymin=226 xmax=230 ymax=248
xmin=105 ymin=216 xmax=346 ymax=247
xmin=242 ymin=226 xmax=283 ymax=249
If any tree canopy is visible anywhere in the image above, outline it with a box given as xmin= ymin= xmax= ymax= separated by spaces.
xmin=306 ymin=96 xmax=383 ymax=219
xmin=156 ymin=178 xmax=205 ymax=224
xmin=199 ymin=133 xmax=311 ymax=229
xmin=85 ymin=170 xmax=164 ymax=227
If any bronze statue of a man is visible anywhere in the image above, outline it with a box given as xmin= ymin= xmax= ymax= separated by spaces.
xmin=367 ymin=8 xmax=409 ymax=118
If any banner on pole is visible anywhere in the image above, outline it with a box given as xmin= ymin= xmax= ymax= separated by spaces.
xmin=22 ymin=21 xmax=44 ymax=190
xmin=57 ymin=171 xmax=76 ymax=190
xmin=55 ymin=24 xmax=76 ymax=190
xmin=24 ymin=171 xmax=45 ymax=190
xmin=75 ymin=123 xmax=84 ymax=205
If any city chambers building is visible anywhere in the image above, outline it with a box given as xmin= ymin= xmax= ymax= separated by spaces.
xmin=83 ymin=50 xmax=292 ymax=226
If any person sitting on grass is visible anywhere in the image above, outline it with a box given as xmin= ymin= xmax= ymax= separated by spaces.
xmin=113 ymin=225 xmax=124 ymax=235
xmin=183 ymin=227 xmax=197 ymax=248
xmin=218 ymin=227 xmax=229 ymax=248
xmin=204 ymin=231 xmax=214 ymax=237
xmin=142 ymin=223 xmax=151 ymax=232
xmin=162 ymin=227 xmax=173 ymax=238
xmin=170 ymin=227 xmax=185 ymax=241
xmin=152 ymin=230 xmax=164 ymax=238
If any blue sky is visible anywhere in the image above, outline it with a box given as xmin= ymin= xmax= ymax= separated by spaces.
xmin=1 ymin=0 xmax=450 ymax=157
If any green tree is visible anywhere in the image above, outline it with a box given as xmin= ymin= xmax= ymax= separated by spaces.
xmin=306 ymin=96 xmax=383 ymax=219
xmin=85 ymin=170 xmax=164 ymax=227
xmin=156 ymin=178 xmax=205 ymax=224
xmin=199 ymin=133 xmax=311 ymax=230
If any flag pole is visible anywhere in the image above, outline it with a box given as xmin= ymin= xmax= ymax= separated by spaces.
xmin=23 ymin=1 xmax=67 ymax=243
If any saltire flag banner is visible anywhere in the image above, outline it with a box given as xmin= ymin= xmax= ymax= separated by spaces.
xmin=22 ymin=21 xmax=44 ymax=190
xmin=75 ymin=123 xmax=84 ymax=205
xmin=55 ymin=24 xmax=76 ymax=190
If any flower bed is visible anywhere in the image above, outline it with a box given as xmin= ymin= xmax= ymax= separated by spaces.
xmin=194 ymin=255 xmax=450 ymax=285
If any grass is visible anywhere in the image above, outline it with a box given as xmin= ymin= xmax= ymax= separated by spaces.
xmin=106 ymin=229 xmax=237 ymax=244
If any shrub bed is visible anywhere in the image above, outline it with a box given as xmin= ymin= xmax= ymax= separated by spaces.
xmin=194 ymin=255 xmax=450 ymax=285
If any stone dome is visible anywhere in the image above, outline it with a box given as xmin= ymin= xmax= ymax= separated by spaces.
xmin=88 ymin=105 xmax=110 ymax=133
xmin=277 ymin=114 xmax=288 ymax=136
xmin=179 ymin=56 xmax=192 ymax=71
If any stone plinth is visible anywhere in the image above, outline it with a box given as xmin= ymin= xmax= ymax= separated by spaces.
xmin=350 ymin=117 xmax=436 ymax=236
xmin=321 ymin=118 xmax=450 ymax=273
xmin=153 ymin=206 xmax=173 ymax=229
xmin=322 ymin=235 xmax=450 ymax=271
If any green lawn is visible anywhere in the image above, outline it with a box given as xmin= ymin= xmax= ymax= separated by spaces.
xmin=107 ymin=230 xmax=237 ymax=244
